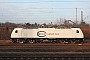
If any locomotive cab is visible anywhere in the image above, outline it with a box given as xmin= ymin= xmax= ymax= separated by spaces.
xmin=11 ymin=28 xmax=23 ymax=43
xmin=11 ymin=28 xmax=22 ymax=38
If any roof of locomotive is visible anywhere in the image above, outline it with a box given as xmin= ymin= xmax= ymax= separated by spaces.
xmin=14 ymin=28 xmax=81 ymax=30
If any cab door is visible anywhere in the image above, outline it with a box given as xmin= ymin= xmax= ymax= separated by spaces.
xmin=21 ymin=29 xmax=27 ymax=38
xmin=18 ymin=29 xmax=22 ymax=38
xmin=72 ymin=30 xmax=76 ymax=38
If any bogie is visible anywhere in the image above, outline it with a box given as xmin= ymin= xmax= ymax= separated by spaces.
xmin=11 ymin=38 xmax=84 ymax=44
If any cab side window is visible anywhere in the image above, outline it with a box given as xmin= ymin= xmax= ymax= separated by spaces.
xmin=15 ymin=30 xmax=18 ymax=33
xmin=76 ymin=30 xmax=79 ymax=33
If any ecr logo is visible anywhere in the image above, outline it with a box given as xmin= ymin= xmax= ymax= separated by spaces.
xmin=37 ymin=31 xmax=46 ymax=37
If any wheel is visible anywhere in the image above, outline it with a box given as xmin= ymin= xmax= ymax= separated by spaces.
xmin=12 ymin=39 xmax=17 ymax=43
xmin=29 ymin=40 xmax=35 ymax=43
xmin=59 ymin=40 xmax=64 ymax=44
xmin=75 ymin=40 xmax=80 ymax=44
xmin=18 ymin=40 xmax=24 ymax=44
xmin=70 ymin=40 xmax=75 ymax=44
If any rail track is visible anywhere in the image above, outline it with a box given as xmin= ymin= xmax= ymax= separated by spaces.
xmin=0 ymin=42 xmax=90 ymax=60
xmin=0 ymin=52 xmax=90 ymax=57
xmin=0 ymin=43 xmax=90 ymax=52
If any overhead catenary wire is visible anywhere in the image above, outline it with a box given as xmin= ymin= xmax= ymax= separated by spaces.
xmin=0 ymin=1 xmax=90 ymax=23
xmin=0 ymin=1 xmax=90 ymax=3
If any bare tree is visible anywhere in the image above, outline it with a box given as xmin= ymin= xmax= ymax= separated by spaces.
xmin=55 ymin=18 xmax=64 ymax=25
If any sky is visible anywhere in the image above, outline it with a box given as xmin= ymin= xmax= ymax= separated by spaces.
xmin=0 ymin=0 xmax=90 ymax=24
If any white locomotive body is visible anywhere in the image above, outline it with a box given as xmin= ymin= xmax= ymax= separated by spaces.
xmin=11 ymin=28 xmax=84 ymax=43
